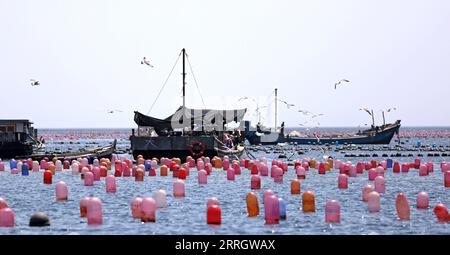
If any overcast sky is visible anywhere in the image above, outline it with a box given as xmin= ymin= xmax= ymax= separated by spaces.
xmin=1 ymin=0 xmax=449 ymax=128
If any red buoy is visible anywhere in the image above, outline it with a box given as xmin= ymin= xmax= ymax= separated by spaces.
xmin=207 ymin=205 xmax=221 ymax=224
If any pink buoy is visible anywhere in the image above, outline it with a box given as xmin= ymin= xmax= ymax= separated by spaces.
xmin=207 ymin=197 xmax=220 ymax=208
xmin=414 ymin=157 xmax=421 ymax=169
xmin=364 ymin=162 xmax=371 ymax=171
xmin=426 ymin=162 xmax=434 ymax=173
xmin=198 ymin=170 xmax=207 ymax=184
xmin=380 ymin=160 xmax=387 ymax=170
xmin=80 ymin=167 xmax=89 ymax=179
xmin=173 ymin=180 xmax=185 ymax=197
xmin=251 ymin=175 xmax=261 ymax=189
xmin=263 ymin=190 xmax=274 ymax=204
xmin=273 ymin=167 xmax=283 ymax=183
xmin=55 ymin=160 xmax=63 ymax=171
xmin=375 ymin=166 xmax=384 ymax=177
xmin=87 ymin=197 xmax=103 ymax=225
xmin=419 ymin=164 xmax=428 ymax=176
xmin=264 ymin=195 xmax=280 ymax=224
xmin=197 ymin=160 xmax=205 ymax=171
xmin=441 ymin=162 xmax=450 ymax=172
xmin=227 ymin=168 xmax=235 ymax=181
xmin=93 ymin=158 xmax=100 ymax=167
xmin=296 ymin=166 xmax=306 ymax=179
xmin=223 ymin=159 xmax=230 ymax=170
xmin=204 ymin=163 xmax=212 ymax=175
xmin=302 ymin=161 xmax=309 ymax=171
xmin=122 ymin=162 xmax=130 ymax=177
xmin=368 ymin=168 xmax=377 ymax=181
xmin=251 ymin=165 xmax=259 ymax=175
xmin=55 ymin=181 xmax=68 ymax=200
xmin=140 ymin=197 xmax=157 ymax=222
xmin=334 ymin=159 xmax=342 ymax=169
xmin=367 ymin=191 xmax=381 ymax=213
xmin=232 ymin=163 xmax=241 ymax=175
xmin=374 ymin=176 xmax=385 ymax=193
xmin=348 ymin=165 xmax=357 ymax=177
xmin=0 ymin=197 xmax=8 ymax=209
xmin=396 ymin=193 xmax=410 ymax=220
xmin=401 ymin=163 xmax=409 ymax=173
xmin=325 ymin=200 xmax=341 ymax=223
xmin=362 ymin=184 xmax=375 ymax=202
xmin=0 ymin=208 xmax=14 ymax=227
xmin=114 ymin=160 xmax=122 ymax=173
xmin=130 ymin=197 xmax=143 ymax=219
xmin=338 ymin=174 xmax=348 ymax=189
xmin=155 ymin=189 xmax=167 ymax=208
xmin=84 ymin=171 xmax=94 ymax=186
xmin=105 ymin=175 xmax=116 ymax=193
xmin=92 ymin=167 xmax=100 ymax=181
xmin=356 ymin=162 xmax=364 ymax=174
xmin=259 ymin=164 xmax=268 ymax=176
xmin=32 ymin=161 xmax=39 ymax=172
xmin=416 ymin=192 xmax=429 ymax=209
xmin=71 ymin=163 xmax=79 ymax=174
xmin=11 ymin=168 xmax=19 ymax=174
xmin=0 ymin=161 xmax=4 ymax=171
xmin=445 ymin=171 xmax=450 ymax=187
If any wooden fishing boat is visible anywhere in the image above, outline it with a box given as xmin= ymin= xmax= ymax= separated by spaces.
xmin=130 ymin=48 xmax=248 ymax=160
xmin=27 ymin=139 xmax=117 ymax=162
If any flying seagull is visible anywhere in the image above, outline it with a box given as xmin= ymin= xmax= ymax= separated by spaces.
xmin=359 ymin=107 xmax=373 ymax=116
xmin=311 ymin=114 xmax=324 ymax=118
xmin=238 ymin=97 xmax=248 ymax=101
xmin=108 ymin=109 xmax=123 ymax=114
xmin=30 ymin=79 xmax=40 ymax=86
xmin=334 ymin=79 xmax=350 ymax=89
xmin=141 ymin=57 xmax=154 ymax=67
xmin=386 ymin=107 xmax=397 ymax=112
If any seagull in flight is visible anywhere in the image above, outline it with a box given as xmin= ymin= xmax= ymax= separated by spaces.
xmin=386 ymin=107 xmax=397 ymax=112
xmin=298 ymin=110 xmax=311 ymax=115
xmin=359 ymin=107 xmax=373 ymax=116
xmin=238 ymin=97 xmax=248 ymax=101
xmin=141 ymin=57 xmax=154 ymax=67
xmin=108 ymin=109 xmax=123 ymax=114
xmin=334 ymin=79 xmax=350 ymax=89
xmin=311 ymin=114 xmax=324 ymax=118
xmin=30 ymin=79 xmax=40 ymax=86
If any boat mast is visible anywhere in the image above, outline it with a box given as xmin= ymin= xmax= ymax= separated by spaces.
xmin=274 ymin=88 xmax=278 ymax=131
xmin=371 ymin=109 xmax=375 ymax=127
xmin=382 ymin=111 xmax=386 ymax=126
xmin=182 ymin=48 xmax=186 ymax=109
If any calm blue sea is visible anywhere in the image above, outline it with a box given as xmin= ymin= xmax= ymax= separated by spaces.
xmin=0 ymin=127 xmax=449 ymax=234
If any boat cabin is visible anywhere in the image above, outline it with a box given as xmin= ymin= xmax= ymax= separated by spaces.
xmin=0 ymin=119 xmax=37 ymax=142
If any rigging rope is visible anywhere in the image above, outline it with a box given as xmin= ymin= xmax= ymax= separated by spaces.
xmin=146 ymin=52 xmax=182 ymax=115
xmin=186 ymin=54 xmax=206 ymax=109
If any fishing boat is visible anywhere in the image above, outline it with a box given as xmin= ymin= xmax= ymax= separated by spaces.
xmin=26 ymin=139 xmax=117 ymax=162
xmin=0 ymin=119 xmax=41 ymax=159
xmin=244 ymin=88 xmax=401 ymax=145
xmin=130 ymin=49 xmax=248 ymax=160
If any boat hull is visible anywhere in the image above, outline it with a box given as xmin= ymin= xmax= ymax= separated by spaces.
xmin=130 ymin=135 xmax=220 ymax=160
xmin=245 ymin=122 xmax=401 ymax=145
xmin=0 ymin=142 xmax=33 ymax=159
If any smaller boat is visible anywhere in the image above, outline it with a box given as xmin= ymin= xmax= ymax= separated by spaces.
xmin=26 ymin=139 xmax=117 ymax=162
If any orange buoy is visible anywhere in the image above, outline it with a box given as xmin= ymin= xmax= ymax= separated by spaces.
xmin=291 ymin=179 xmax=301 ymax=194
xmin=302 ymin=191 xmax=315 ymax=212
xmin=246 ymin=192 xmax=259 ymax=217
xmin=160 ymin=165 xmax=168 ymax=176
xmin=135 ymin=168 xmax=144 ymax=181
xmin=100 ymin=166 xmax=108 ymax=177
